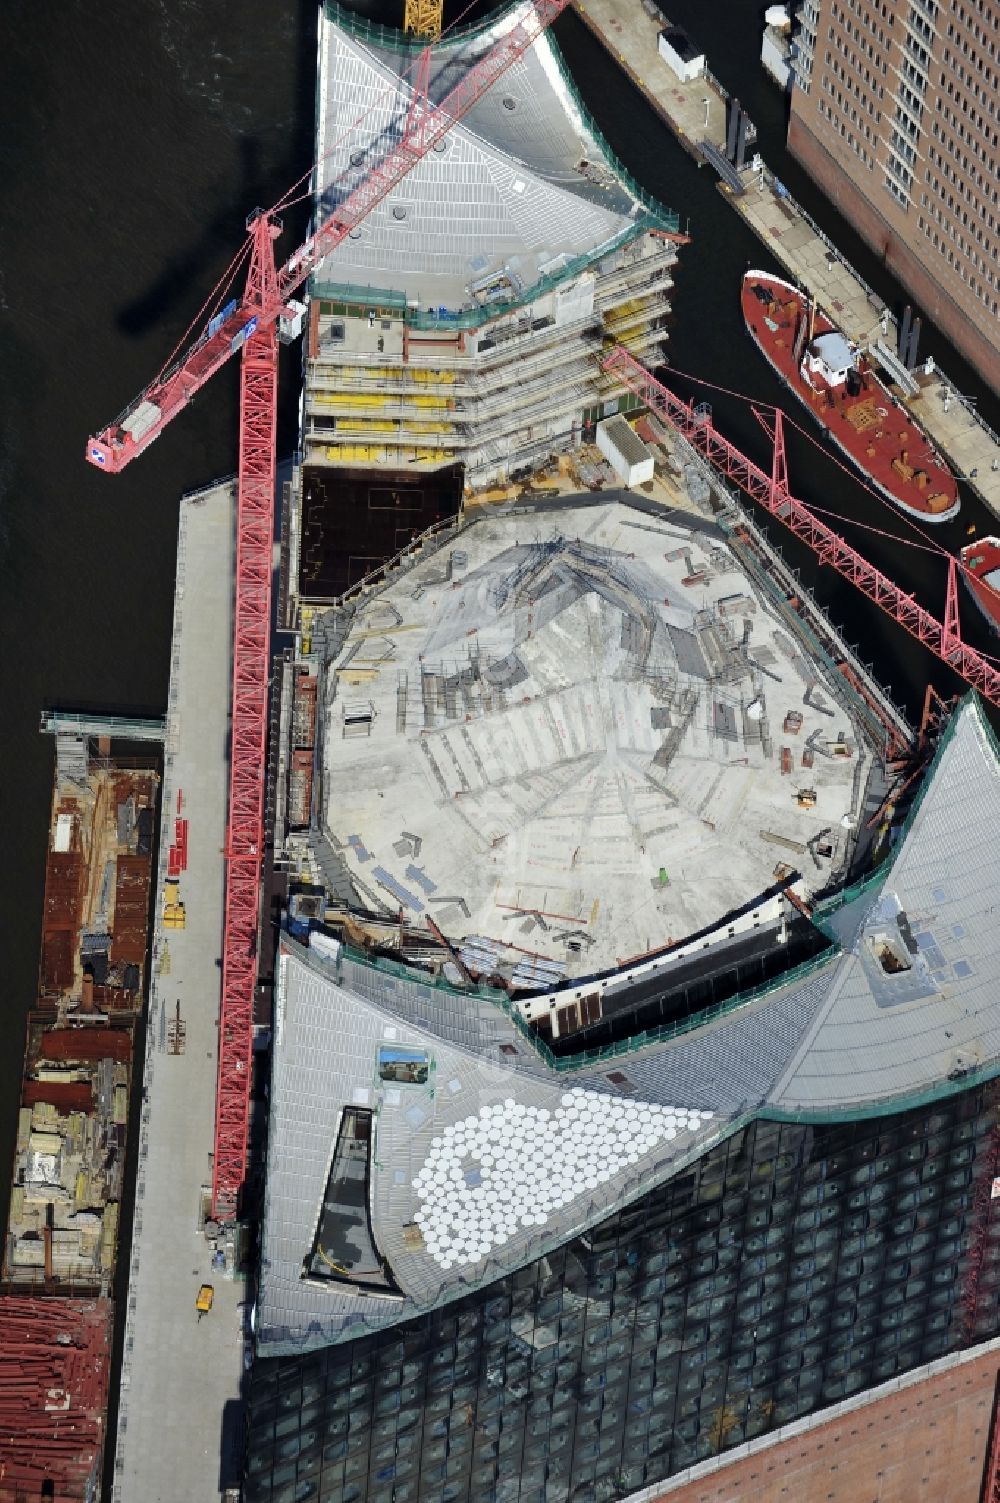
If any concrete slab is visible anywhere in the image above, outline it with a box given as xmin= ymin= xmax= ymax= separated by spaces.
xmin=317 ymin=501 xmax=870 ymax=982
xmin=112 ymin=482 xmax=245 ymax=1503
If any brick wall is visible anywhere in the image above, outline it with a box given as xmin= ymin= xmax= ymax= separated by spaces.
xmin=638 ymin=1344 xmax=1000 ymax=1503
xmin=788 ymin=109 xmax=1000 ymax=394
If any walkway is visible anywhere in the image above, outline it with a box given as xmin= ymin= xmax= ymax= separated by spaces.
xmin=112 ymin=481 xmax=245 ymax=1502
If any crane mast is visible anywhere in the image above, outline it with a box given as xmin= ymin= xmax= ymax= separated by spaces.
xmin=403 ymin=0 xmax=444 ymax=39
xmin=87 ymin=0 xmax=575 ymax=1221
xmin=211 ymin=212 xmax=281 ymax=1219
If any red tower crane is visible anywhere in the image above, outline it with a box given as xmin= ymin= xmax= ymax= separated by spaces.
xmin=87 ymin=0 xmax=575 ymax=1221
xmin=601 ymin=347 xmax=1000 ymax=712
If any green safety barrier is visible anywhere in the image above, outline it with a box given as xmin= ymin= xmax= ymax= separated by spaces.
xmin=311 ymin=221 xmax=663 ymax=333
xmin=340 ymin=940 xmax=840 ymax=1073
xmin=814 ymin=691 xmax=989 ymax=932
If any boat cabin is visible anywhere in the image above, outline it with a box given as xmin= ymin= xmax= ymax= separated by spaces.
xmin=802 ymin=331 xmax=859 ymax=390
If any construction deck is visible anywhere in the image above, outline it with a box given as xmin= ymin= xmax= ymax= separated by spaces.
xmin=111 ymin=482 xmax=245 ymax=1502
xmin=312 ymin=498 xmax=875 ymax=985
xmin=3 ymin=759 xmax=157 ymax=1291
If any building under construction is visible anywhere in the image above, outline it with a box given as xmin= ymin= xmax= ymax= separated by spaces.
xmin=251 ymin=375 xmax=1000 ymax=1503
xmin=288 ymin=1 xmax=682 ymax=602
xmin=251 ymin=532 xmax=1000 ymax=1503
xmin=238 ymin=9 xmax=1000 ymax=1499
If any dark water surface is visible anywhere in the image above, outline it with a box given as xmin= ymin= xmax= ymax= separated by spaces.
xmin=0 ymin=0 xmax=315 ymax=1194
xmin=1 ymin=0 xmax=997 ymax=1190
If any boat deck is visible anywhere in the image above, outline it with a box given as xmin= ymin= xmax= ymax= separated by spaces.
xmin=0 ymin=1295 xmax=111 ymax=1499
xmin=4 ymin=761 xmax=158 ymax=1290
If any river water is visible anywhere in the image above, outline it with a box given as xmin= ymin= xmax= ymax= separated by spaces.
xmin=1 ymin=0 xmax=996 ymax=1188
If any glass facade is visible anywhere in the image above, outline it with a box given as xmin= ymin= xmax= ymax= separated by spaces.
xmin=245 ymin=1082 xmax=1000 ymax=1503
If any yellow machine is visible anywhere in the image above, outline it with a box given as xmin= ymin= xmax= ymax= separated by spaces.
xmin=163 ymin=878 xmax=187 ymax=931
xmin=196 ymin=1284 xmax=215 ymax=1314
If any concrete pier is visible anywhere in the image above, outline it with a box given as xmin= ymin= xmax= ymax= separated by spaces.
xmin=574 ymin=0 xmax=1000 ymax=520
xmin=112 ymin=481 xmax=245 ymax=1502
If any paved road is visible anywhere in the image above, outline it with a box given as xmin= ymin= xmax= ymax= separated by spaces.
xmin=113 ymin=482 xmax=246 ymax=1503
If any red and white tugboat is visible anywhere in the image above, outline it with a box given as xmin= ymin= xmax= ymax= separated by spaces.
xmin=959 ymin=536 xmax=1000 ymax=633
xmin=742 ymin=270 xmax=959 ymax=523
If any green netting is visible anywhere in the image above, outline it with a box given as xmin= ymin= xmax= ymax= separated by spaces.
xmin=543 ymin=20 xmax=679 ymax=233
xmin=340 ymin=939 xmax=840 ymax=1075
xmin=312 ymin=287 xmax=408 ymax=316
xmin=321 ymin=0 xmax=678 ymax=233
xmin=323 ymin=0 xmax=510 ymax=55
xmin=313 ymin=0 xmax=680 ymax=333
xmin=762 ymin=1053 xmax=1000 ymax=1124
xmin=340 ymin=941 xmax=508 ymax=1004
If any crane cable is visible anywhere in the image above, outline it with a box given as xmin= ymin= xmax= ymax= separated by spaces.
xmin=269 ymin=0 xmax=502 ymax=217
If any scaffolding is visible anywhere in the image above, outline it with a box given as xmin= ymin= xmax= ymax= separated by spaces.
xmin=304 ymin=236 xmax=678 ymax=485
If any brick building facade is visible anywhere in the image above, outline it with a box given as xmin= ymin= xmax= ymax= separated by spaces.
xmin=788 ymin=0 xmax=1000 ymax=392
xmin=644 ymin=1342 xmax=1000 ymax=1503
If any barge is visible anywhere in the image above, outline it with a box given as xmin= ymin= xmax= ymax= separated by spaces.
xmin=0 ymin=731 xmax=160 ymax=1503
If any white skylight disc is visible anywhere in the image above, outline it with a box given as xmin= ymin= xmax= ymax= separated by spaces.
xmin=412 ymin=1096 xmax=711 ymax=1270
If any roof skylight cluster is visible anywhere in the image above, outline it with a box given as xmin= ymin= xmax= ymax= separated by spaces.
xmin=411 ymin=1089 xmax=713 ymax=1269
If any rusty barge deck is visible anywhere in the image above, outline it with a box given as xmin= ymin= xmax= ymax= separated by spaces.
xmin=0 ymin=737 xmax=160 ymax=1503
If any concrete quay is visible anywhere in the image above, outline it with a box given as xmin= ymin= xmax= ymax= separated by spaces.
xmin=112 ymin=480 xmax=245 ymax=1502
xmin=573 ymin=0 xmax=1000 ymax=522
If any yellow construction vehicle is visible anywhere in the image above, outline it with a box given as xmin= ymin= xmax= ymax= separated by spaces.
xmin=163 ymin=877 xmax=187 ymax=930
xmin=196 ymin=1284 xmax=214 ymax=1319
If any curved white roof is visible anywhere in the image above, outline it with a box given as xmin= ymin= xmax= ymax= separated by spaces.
xmin=258 ymin=697 xmax=1000 ymax=1353
xmin=313 ymin=3 xmax=669 ymax=308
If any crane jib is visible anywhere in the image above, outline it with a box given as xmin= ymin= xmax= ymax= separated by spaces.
xmin=85 ymin=0 xmax=576 ymax=472
xmin=602 ymin=346 xmax=1000 ymax=713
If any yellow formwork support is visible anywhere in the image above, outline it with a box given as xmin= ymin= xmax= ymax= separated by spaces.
xmin=343 ymin=393 xmax=390 ymax=410
xmin=405 ymin=420 xmax=453 ymax=436
xmin=605 ymin=297 xmax=649 ymax=329
xmin=333 ymin=445 xmax=382 ymax=464
xmin=410 ymin=393 xmax=454 ymax=410
xmin=411 ymin=367 xmax=456 ymax=384
xmin=313 ymin=392 xmax=390 ymax=411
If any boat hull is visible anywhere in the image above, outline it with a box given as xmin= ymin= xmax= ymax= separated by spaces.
xmin=742 ymin=271 xmax=960 ymax=524
xmin=960 ymin=537 xmax=1000 ymax=635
